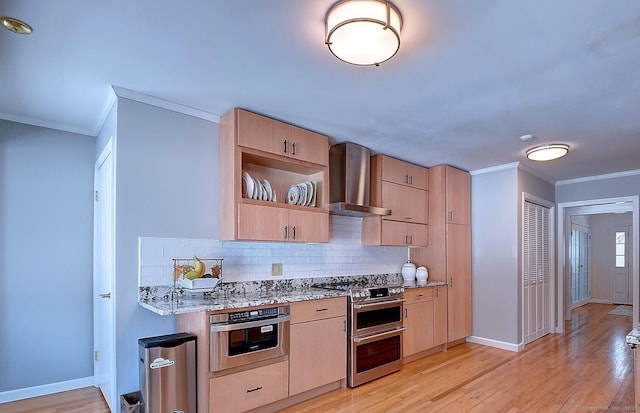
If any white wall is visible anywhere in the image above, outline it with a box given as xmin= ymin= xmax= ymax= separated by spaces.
xmin=471 ymin=166 xmax=519 ymax=345
xmin=0 ymin=120 xmax=95 ymax=392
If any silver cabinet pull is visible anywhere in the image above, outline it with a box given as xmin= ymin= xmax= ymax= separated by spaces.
xmin=283 ymin=139 xmax=287 ymax=154
xmin=404 ymin=174 xmax=409 ymax=184
xmin=405 ymin=308 xmax=408 ymax=318
xmin=284 ymin=226 xmax=288 ymax=239
xmin=435 ymin=288 xmax=439 ymax=298
xmin=99 ymin=293 xmax=111 ymax=299
xmin=247 ymin=386 xmax=263 ymax=393
xmin=316 ymin=308 xmax=328 ymax=312
xmin=291 ymin=142 xmax=296 ymax=155
xmin=448 ymin=211 xmax=453 ymax=222
xmin=292 ymin=226 xmax=296 ymax=240
xmin=449 ymin=277 xmax=454 ymax=288
xmin=409 ymin=175 xmax=413 ymax=185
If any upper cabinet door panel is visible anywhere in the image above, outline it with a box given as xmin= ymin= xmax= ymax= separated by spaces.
xmin=288 ymin=209 xmax=329 ymax=243
xmin=445 ymin=166 xmax=471 ymax=226
xmin=376 ymin=155 xmax=428 ymax=190
xmin=236 ymin=109 xmax=289 ymax=157
xmin=288 ymin=126 xmax=329 ymax=166
xmin=238 ymin=203 xmax=288 ymax=241
xmin=381 ymin=182 xmax=428 ymax=224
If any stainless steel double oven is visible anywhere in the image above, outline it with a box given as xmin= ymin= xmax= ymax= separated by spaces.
xmin=348 ymin=286 xmax=405 ymax=387
xmin=209 ymin=305 xmax=290 ymax=376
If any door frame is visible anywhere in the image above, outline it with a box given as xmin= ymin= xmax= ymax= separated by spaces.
xmin=557 ymin=196 xmax=639 ymax=332
xmin=611 ymin=224 xmax=633 ymax=305
xmin=93 ymin=138 xmax=117 ymax=410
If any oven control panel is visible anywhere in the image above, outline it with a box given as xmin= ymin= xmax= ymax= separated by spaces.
xmin=350 ymin=286 xmax=404 ymax=302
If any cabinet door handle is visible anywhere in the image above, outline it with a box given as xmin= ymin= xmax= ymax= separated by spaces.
xmin=283 ymin=139 xmax=288 ymax=154
xmin=292 ymin=226 xmax=296 ymax=240
xmin=404 ymin=216 xmax=413 ymax=220
xmin=404 ymin=235 xmax=408 ymax=245
xmin=416 ymin=294 xmax=424 ymax=298
xmin=284 ymin=226 xmax=288 ymax=239
xmin=409 ymin=175 xmax=413 ymax=185
xmin=448 ymin=211 xmax=453 ymax=222
xmin=405 ymin=308 xmax=408 ymax=318
xmin=404 ymin=174 xmax=409 ymax=184
xmin=343 ymin=319 xmax=347 ymax=332
xmin=408 ymin=235 xmax=413 ymax=245
xmin=316 ymin=308 xmax=328 ymax=312
xmin=449 ymin=277 xmax=453 ymax=288
xmin=247 ymin=386 xmax=263 ymax=393
xmin=435 ymin=288 xmax=439 ymax=298
xmin=291 ymin=142 xmax=296 ymax=155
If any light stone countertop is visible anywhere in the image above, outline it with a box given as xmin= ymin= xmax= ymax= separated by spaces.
xmin=138 ymin=275 xmax=448 ymax=316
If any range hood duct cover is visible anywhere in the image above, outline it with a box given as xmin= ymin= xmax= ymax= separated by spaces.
xmin=329 ymin=142 xmax=391 ymax=217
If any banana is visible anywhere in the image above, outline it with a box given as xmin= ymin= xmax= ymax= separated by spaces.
xmin=194 ymin=257 xmax=206 ymax=277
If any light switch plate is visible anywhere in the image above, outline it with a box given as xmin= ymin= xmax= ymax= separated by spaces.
xmin=271 ymin=263 xmax=283 ymax=276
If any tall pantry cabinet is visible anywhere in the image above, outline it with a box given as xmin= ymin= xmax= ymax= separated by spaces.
xmin=414 ymin=165 xmax=471 ymax=344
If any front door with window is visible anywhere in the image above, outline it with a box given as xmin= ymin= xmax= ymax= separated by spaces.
xmin=611 ymin=226 xmax=631 ymax=305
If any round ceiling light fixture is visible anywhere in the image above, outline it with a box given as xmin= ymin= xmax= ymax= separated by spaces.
xmin=325 ymin=0 xmax=402 ymax=66
xmin=526 ymin=144 xmax=570 ymax=161
xmin=1 ymin=16 xmax=33 ymax=35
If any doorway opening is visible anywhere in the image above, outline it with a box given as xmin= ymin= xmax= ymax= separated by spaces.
xmin=557 ymin=196 xmax=639 ymax=332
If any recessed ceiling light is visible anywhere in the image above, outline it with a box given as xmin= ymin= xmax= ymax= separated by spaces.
xmin=1 ymin=16 xmax=33 ymax=35
xmin=526 ymin=144 xmax=569 ymax=161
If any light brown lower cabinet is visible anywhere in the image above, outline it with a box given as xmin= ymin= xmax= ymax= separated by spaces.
xmin=289 ymin=297 xmax=347 ymax=395
xmin=403 ymin=288 xmax=434 ymax=357
xmin=209 ymin=360 xmax=289 ymax=413
xmin=433 ymin=286 xmax=448 ymax=347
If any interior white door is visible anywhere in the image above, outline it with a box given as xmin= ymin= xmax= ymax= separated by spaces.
xmin=523 ymin=201 xmax=551 ymax=345
xmin=94 ymin=141 xmax=117 ymax=410
xmin=570 ymin=223 xmax=591 ymax=309
xmin=611 ymin=225 xmax=631 ymax=305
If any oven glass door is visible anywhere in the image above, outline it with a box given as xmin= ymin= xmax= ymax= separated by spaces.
xmin=355 ymin=334 xmax=401 ymax=373
xmin=353 ymin=300 xmax=403 ymax=335
xmin=229 ymin=323 xmax=279 ymax=356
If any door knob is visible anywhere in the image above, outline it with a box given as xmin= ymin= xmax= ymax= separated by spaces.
xmin=99 ymin=293 xmax=111 ymax=299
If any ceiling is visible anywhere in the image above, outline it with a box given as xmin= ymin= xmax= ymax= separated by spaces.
xmin=2 ymin=0 xmax=639 ymax=183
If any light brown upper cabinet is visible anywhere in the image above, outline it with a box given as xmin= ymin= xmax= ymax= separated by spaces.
xmin=236 ymin=109 xmax=329 ymax=166
xmin=363 ymin=154 xmax=429 ymax=246
xmin=219 ymin=108 xmax=330 ymax=242
xmin=372 ymin=155 xmax=429 ymax=190
xmin=441 ymin=166 xmax=471 ymax=225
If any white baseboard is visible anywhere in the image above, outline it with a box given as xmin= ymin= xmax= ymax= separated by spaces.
xmin=0 ymin=376 xmax=95 ymax=404
xmin=591 ymin=298 xmax=612 ymax=304
xmin=467 ymin=336 xmax=521 ymax=352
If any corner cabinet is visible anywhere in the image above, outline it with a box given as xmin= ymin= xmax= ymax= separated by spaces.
xmin=219 ymin=108 xmax=330 ymax=242
xmin=414 ymin=165 xmax=471 ymax=344
xmin=362 ymin=155 xmax=429 ymax=246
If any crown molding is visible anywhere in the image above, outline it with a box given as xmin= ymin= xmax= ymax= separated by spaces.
xmin=556 ymin=169 xmax=640 ymax=186
xmin=0 ymin=112 xmax=95 ymax=136
xmin=469 ymin=162 xmax=520 ymax=176
xmin=111 ymin=86 xmax=220 ymax=123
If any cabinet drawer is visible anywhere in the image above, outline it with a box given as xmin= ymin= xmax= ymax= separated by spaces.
xmin=209 ymin=360 xmax=289 ymax=413
xmin=291 ymin=297 xmax=347 ymax=324
xmin=405 ymin=288 xmax=433 ymax=303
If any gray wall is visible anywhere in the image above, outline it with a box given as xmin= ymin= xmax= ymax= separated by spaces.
xmin=471 ymin=167 xmax=519 ymax=344
xmin=113 ymin=97 xmax=218 ymax=396
xmin=556 ymin=174 xmax=640 ymax=203
xmin=0 ymin=120 xmax=95 ymax=391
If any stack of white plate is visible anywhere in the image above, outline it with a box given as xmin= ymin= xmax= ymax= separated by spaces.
xmin=242 ymin=172 xmax=277 ymax=202
xmin=286 ymin=180 xmax=316 ymax=206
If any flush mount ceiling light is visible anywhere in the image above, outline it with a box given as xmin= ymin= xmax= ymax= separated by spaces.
xmin=526 ymin=144 xmax=570 ymax=161
xmin=1 ymin=16 xmax=33 ymax=34
xmin=325 ymin=0 xmax=402 ymax=66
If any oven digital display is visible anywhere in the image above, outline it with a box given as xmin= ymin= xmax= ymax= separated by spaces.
xmin=229 ymin=307 xmax=279 ymax=322
xmin=368 ymin=288 xmax=389 ymax=299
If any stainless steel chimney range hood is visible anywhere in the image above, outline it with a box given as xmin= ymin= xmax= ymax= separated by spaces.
xmin=329 ymin=142 xmax=391 ymax=217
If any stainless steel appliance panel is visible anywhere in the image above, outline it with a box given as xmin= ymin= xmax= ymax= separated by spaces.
xmin=349 ymin=327 xmax=404 ymax=387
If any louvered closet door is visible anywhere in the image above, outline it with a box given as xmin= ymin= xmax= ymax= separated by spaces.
xmin=523 ymin=201 xmax=551 ymax=345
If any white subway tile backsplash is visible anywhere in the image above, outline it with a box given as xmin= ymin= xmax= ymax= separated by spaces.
xmin=139 ymin=217 xmax=407 ymax=286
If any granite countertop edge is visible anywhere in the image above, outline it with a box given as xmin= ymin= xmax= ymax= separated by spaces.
xmin=139 ymin=276 xmax=448 ymax=316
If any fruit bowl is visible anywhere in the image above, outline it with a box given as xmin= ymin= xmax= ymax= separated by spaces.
xmin=172 ymin=257 xmax=223 ymax=292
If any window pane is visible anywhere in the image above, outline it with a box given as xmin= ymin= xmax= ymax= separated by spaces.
xmin=616 ymin=232 xmax=626 ymax=244
xmin=616 ymin=244 xmax=625 ymax=255
xmin=616 ymin=256 xmax=625 ymax=267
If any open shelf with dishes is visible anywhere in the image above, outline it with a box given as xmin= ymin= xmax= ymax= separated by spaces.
xmin=219 ymin=108 xmax=330 ymax=242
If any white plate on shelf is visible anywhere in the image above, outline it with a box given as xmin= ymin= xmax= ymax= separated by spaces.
xmin=271 ymin=187 xmax=277 ymax=203
xmin=262 ymin=179 xmax=273 ymax=201
xmin=242 ymin=172 xmax=254 ymax=199
xmin=309 ymin=180 xmax=317 ymax=207
xmin=254 ymin=177 xmax=262 ymax=200
xmin=305 ymin=181 xmax=313 ymax=205
xmin=297 ymin=183 xmax=306 ymax=205
xmin=287 ymin=185 xmax=299 ymax=204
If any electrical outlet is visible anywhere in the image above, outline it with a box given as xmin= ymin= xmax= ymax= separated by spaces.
xmin=271 ymin=263 xmax=283 ymax=276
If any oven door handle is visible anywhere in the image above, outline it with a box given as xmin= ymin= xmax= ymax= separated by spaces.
xmin=352 ymin=298 xmax=405 ymax=310
xmin=353 ymin=327 xmax=406 ymax=343
xmin=210 ymin=315 xmax=291 ymax=333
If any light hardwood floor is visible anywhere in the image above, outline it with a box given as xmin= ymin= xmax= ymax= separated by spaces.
xmin=1 ymin=303 xmax=633 ymax=413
